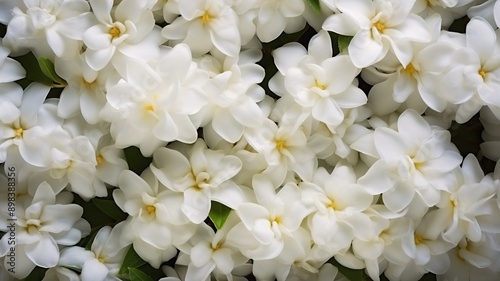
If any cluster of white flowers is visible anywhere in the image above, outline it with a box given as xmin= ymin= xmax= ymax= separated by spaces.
xmin=1 ymin=0 xmax=500 ymax=281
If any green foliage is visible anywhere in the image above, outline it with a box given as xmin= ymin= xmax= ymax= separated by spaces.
xmin=129 ymin=268 xmax=154 ymax=281
xmin=92 ymin=198 xmax=128 ymax=221
xmin=307 ymin=0 xmax=321 ymax=13
xmin=124 ymin=146 xmax=153 ymax=175
xmin=338 ymin=35 xmax=353 ymax=54
xmin=118 ymin=245 xmax=147 ymax=277
xmin=329 ymin=257 xmax=365 ymax=281
xmin=209 ymin=201 xmax=232 ymax=229
xmin=15 ymin=52 xmax=54 ymax=87
xmin=25 ymin=267 xmax=48 ymax=281
xmin=37 ymin=57 xmax=66 ymax=86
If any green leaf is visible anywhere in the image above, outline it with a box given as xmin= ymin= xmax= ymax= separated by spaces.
xmin=15 ymin=52 xmax=53 ymax=86
xmin=329 ymin=258 xmax=365 ymax=281
xmin=83 ymin=228 xmax=100 ymax=250
xmin=62 ymin=265 xmax=82 ymax=274
xmin=92 ymin=198 xmax=128 ymax=221
xmin=38 ymin=57 xmax=66 ymax=85
xmin=338 ymin=35 xmax=353 ymax=54
xmin=129 ymin=267 xmax=154 ymax=281
xmin=25 ymin=267 xmax=48 ymax=281
xmin=209 ymin=201 xmax=231 ymax=229
xmin=124 ymin=146 xmax=152 ymax=175
xmin=118 ymin=245 xmax=147 ymax=276
xmin=307 ymin=0 xmax=321 ymax=13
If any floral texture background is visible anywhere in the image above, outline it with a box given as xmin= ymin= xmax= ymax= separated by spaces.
xmin=1 ymin=0 xmax=500 ymax=281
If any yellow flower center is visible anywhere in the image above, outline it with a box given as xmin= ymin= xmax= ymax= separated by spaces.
xmin=212 ymin=243 xmax=222 ymax=251
xmin=479 ymin=69 xmax=486 ymax=80
xmin=414 ymin=235 xmax=424 ymax=245
xmin=146 ymin=205 xmax=156 ymax=214
xmin=15 ymin=128 xmax=24 ymax=138
xmin=271 ymin=216 xmax=282 ymax=225
xmin=96 ymin=155 xmax=104 ymax=165
xmin=26 ymin=223 xmax=39 ymax=234
xmin=375 ymin=21 xmax=385 ymax=32
xmin=405 ymin=63 xmax=415 ymax=75
xmin=275 ymin=139 xmax=286 ymax=151
xmin=314 ymin=79 xmax=326 ymax=90
xmin=327 ymin=199 xmax=338 ymax=211
xmin=145 ymin=104 xmax=154 ymax=111
xmin=109 ymin=26 xmax=121 ymax=38
xmin=201 ymin=12 xmax=211 ymax=24
xmin=98 ymin=256 xmax=105 ymax=263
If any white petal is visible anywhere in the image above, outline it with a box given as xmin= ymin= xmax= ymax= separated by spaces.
xmin=312 ymin=97 xmax=344 ymax=126
xmin=349 ymin=30 xmax=384 ymax=68
xmin=358 ymin=161 xmax=394 ymax=195
xmin=308 ymin=30 xmax=332 ymax=62
xmin=190 ymin=243 xmax=213 ymax=267
xmin=466 ymin=17 xmax=496 ymax=62
xmin=40 ymin=204 xmax=83 ymax=233
xmin=20 ymin=83 xmax=51 ymax=127
xmin=59 ymin=246 xmax=95 ymax=268
xmin=323 ymin=55 xmax=360 ymax=93
xmin=182 ymin=188 xmax=211 ymax=224
xmin=322 ymin=13 xmax=361 ymax=35
xmin=335 ymin=0 xmax=374 ymax=28
xmin=25 ymin=234 xmax=59 ymax=267
xmin=272 ymin=43 xmax=307 ymax=74
xmin=374 ymin=128 xmax=410 ymax=161
xmin=85 ymin=47 xmax=115 ymax=71
xmin=81 ymin=258 xmax=109 ymax=281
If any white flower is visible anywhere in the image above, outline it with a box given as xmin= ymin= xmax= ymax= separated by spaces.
xmin=227 ymin=175 xmax=310 ymax=261
xmin=161 ymin=0 xmax=241 ymax=57
xmin=150 ymin=139 xmax=245 ymax=224
xmin=400 ymin=216 xmax=455 ymax=275
xmin=176 ymin=219 xmax=248 ymax=281
xmin=254 ymin=0 xmax=306 ymax=42
xmin=100 ymin=43 xmax=207 ymax=156
xmin=113 ymin=168 xmax=196 ymax=266
xmin=323 ymin=0 xmax=432 ymax=68
xmin=439 ymin=233 xmax=500 ymax=281
xmin=270 ymin=30 xmax=366 ymax=127
xmin=301 ymin=164 xmax=373 ymax=254
xmin=0 ymin=182 xmax=90 ymax=279
xmin=244 ymin=119 xmax=317 ymax=186
xmin=83 ymin=0 xmax=161 ymax=71
xmin=192 ymin=50 xmax=266 ymax=143
xmin=3 ymin=0 xmax=95 ymax=58
xmin=58 ymin=226 xmax=128 ymax=281
xmin=0 ymin=83 xmax=59 ymax=168
xmin=41 ymin=127 xmax=99 ymax=200
xmin=439 ymin=17 xmax=500 ymax=123
xmin=358 ymin=109 xmax=463 ymax=213
xmin=54 ymin=54 xmax=111 ymax=124
xmin=432 ymin=155 xmax=500 ymax=245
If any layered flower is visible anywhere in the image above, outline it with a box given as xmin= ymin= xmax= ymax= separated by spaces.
xmin=3 ymin=0 xmax=94 ymax=58
xmin=0 ymin=182 xmax=90 ymax=279
xmin=100 ymin=43 xmax=207 ymax=156
xmin=150 ymin=139 xmax=245 ymax=224
xmin=322 ymin=0 xmax=432 ymax=68
xmin=357 ymin=109 xmax=463 ymax=213
xmin=270 ymin=30 xmax=367 ymax=127
xmin=161 ymin=0 xmax=241 ymax=57
xmin=57 ymin=226 xmax=128 ymax=281
xmin=83 ymin=0 xmax=161 ymax=71
xmin=113 ymin=168 xmax=196 ymax=267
